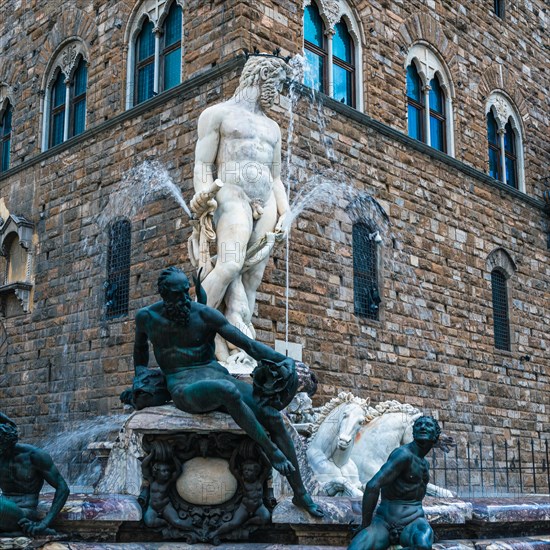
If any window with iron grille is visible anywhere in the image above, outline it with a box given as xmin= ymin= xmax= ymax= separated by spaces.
xmin=106 ymin=219 xmax=131 ymax=319
xmin=491 ymin=269 xmax=510 ymax=351
xmin=353 ymin=224 xmax=380 ymax=320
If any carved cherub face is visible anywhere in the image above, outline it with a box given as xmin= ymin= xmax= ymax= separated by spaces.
xmin=242 ymin=461 xmax=261 ymax=482
xmin=153 ymin=463 xmax=173 ymax=482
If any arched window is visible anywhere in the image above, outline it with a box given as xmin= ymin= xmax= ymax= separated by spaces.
xmin=429 ymin=75 xmax=446 ymax=152
xmin=162 ymin=3 xmax=183 ymax=91
xmin=485 ymin=92 xmax=524 ymax=191
xmin=135 ymin=20 xmax=155 ymax=105
xmin=0 ymin=102 xmax=12 ymax=173
xmin=406 ymin=63 xmax=424 ymax=141
xmin=302 ymin=0 xmax=363 ymax=110
xmin=353 ymin=224 xmax=380 ymax=320
xmin=126 ymin=0 xmax=184 ymax=109
xmin=106 ymin=219 xmax=132 ymax=319
xmin=405 ymin=44 xmax=455 ymax=155
xmin=70 ymin=58 xmax=88 ymax=138
xmin=304 ymin=3 xmax=327 ymax=94
xmin=42 ymin=41 xmax=89 ymax=151
xmin=491 ymin=269 xmax=510 ymax=351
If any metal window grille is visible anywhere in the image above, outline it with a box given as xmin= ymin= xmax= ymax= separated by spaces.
xmin=491 ymin=269 xmax=510 ymax=351
xmin=353 ymin=224 xmax=380 ymax=320
xmin=105 ymin=219 xmax=131 ymax=319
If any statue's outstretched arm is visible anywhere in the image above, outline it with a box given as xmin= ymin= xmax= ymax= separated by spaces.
xmin=207 ymin=307 xmax=287 ymax=364
xmin=22 ymin=449 xmax=69 ymax=534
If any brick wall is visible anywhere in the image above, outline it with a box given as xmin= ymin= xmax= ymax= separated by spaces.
xmin=0 ymin=0 xmax=548 ymax=445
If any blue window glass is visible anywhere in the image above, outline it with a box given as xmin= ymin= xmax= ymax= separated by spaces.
xmin=407 ymin=64 xmax=424 ymax=141
xmin=428 ymin=76 xmax=445 ymax=152
xmin=162 ymin=3 xmax=182 ymax=91
xmin=50 ymin=71 xmax=66 ymax=148
xmin=304 ymin=3 xmax=326 ymax=94
xmin=504 ymin=121 xmax=517 ymax=188
xmin=304 ymin=47 xmax=324 ymax=93
xmin=406 ymin=64 xmax=422 ymax=102
xmin=304 ymin=4 xmax=323 ymax=48
xmin=135 ymin=20 xmax=155 ymax=104
xmin=333 ymin=64 xmax=353 ymax=105
xmin=487 ymin=110 xmax=501 ymax=180
xmin=333 ymin=21 xmax=352 ymax=63
xmin=0 ymin=103 xmax=12 ymax=172
xmin=332 ymin=20 xmax=354 ymax=107
xmin=71 ymin=58 xmax=87 ymax=137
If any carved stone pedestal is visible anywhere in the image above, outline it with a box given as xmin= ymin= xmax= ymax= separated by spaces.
xmin=96 ymin=405 xmax=273 ymax=544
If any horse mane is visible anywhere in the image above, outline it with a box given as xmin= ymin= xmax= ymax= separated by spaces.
xmin=309 ymin=392 xmax=370 ymax=440
xmin=309 ymin=395 xmax=421 ymax=439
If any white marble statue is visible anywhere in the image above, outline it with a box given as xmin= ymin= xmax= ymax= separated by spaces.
xmin=306 ymin=396 xmax=454 ymax=498
xmin=188 ymin=54 xmax=293 ymax=372
xmin=306 ymin=392 xmax=370 ymax=498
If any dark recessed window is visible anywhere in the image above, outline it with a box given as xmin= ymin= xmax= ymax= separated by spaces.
xmin=135 ymin=20 xmax=155 ymax=105
xmin=162 ymin=3 xmax=183 ymax=91
xmin=49 ymin=71 xmax=66 ymax=148
xmin=494 ymin=0 xmax=504 ymax=18
xmin=70 ymin=58 xmax=87 ymax=138
xmin=429 ymin=75 xmax=446 ymax=153
xmin=106 ymin=219 xmax=131 ymax=319
xmin=353 ymin=224 xmax=380 ymax=320
xmin=406 ymin=63 xmax=424 ymax=142
xmin=304 ymin=3 xmax=327 ymax=93
xmin=491 ymin=269 xmax=510 ymax=351
xmin=0 ymin=102 xmax=12 ymax=173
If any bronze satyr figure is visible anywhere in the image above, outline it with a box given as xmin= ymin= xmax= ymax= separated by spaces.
xmin=348 ymin=416 xmax=441 ymax=550
xmin=133 ymin=266 xmax=323 ymax=517
xmin=0 ymin=412 xmax=70 ymax=537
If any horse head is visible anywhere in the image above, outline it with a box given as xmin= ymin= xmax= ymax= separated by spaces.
xmin=335 ymin=402 xmax=367 ymax=452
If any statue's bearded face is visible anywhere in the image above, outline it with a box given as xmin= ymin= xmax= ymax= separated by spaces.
xmin=160 ymin=273 xmax=192 ymax=326
xmin=260 ymin=67 xmax=287 ymax=109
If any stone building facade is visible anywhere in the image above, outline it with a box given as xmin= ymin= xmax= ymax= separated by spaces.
xmin=0 ymin=0 xmax=548 ymax=459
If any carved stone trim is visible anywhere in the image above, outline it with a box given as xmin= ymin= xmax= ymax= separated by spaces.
xmin=0 ymin=282 xmax=33 ymax=313
xmin=486 ymin=248 xmax=516 ymax=278
xmin=45 ymin=40 xmax=88 ymax=90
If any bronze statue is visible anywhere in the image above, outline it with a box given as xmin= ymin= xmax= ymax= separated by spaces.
xmin=132 ymin=266 xmax=323 ymax=517
xmin=0 ymin=412 xmax=69 ymax=537
xmin=348 ymin=416 xmax=441 ymax=550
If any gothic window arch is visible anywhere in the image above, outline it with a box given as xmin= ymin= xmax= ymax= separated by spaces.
xmin=352 ymin=223 xmax=381 ymax=320
xmin=105 ymin=219 xmax=132 ymax=319
xmin=485 ymin=91 xmax=525 ymax=192
xmin=405 ymin=43 xmax=455 ymax=156
xmin=125 ymin=0 xmax=184 ymax=109
xmin=486 ymin=248 xmax=516 ymax=352
xmin=303 ymin=0 xmax=364 ymax=110
xmin=0 ymin=100 xmax=12 ymax=173
xmin=41 ymin=40 xmax=89 ymax=151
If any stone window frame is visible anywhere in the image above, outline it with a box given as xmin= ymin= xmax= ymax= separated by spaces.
xmin=303 ymin=0 xmax=365 ymax=112
xmin=40 ymin=39 xmax=90 ymax=152
xmin=405 ymin=42 xmax=456 ymax=157
xmin=0 ymin=215 xmax=35 ymax=313
xmin=124 ymin=0 xmax=185 ymax=110
xmin=486 ymin=248 xmax=516 ymax=353
xmin=485 ymin=91 xmax=525 ymax=193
